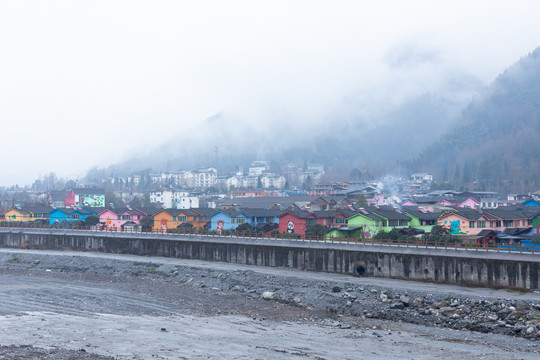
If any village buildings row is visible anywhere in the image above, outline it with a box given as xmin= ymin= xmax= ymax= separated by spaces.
xmin=3 ymin=195 xmax=540 ymax=241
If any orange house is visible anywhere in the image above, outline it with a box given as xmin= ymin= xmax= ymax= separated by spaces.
xmin=190 ymin=208 xmax=217 ymax=229
xmin=151 ymin=209 xmax=202 ymax=231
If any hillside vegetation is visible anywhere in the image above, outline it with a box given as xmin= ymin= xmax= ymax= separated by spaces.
xmin=409 ymin=48 xmax=540 ymax=193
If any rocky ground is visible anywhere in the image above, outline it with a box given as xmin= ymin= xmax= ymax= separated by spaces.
xmin=0 ymin=248 xmax=539 ymax=359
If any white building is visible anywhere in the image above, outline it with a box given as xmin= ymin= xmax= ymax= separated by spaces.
xmin=174 ymin=195 xmax=199 ymax=209
xmin=150 ymin=189 xmax=200 ymax=208
xmin=248 ymin=160 xmax=270 ymax=176
xmin=193 ymin=168 xmax=217 ymax=188
xmin=226 ymin=176 xmax=241 ymax=190
xmin=411 ymin=173 xmax=433 ymax=183
xmin=149 ymin=189 xmax=174 ymax=208
xmin=240 ymin=176 xmax=259 ymax=188
xmin=260 ymin=174 xmax=286 ymax=189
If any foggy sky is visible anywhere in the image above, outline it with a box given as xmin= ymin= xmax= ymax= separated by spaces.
xmin=1 ymin=1 xmax=540 ymax=187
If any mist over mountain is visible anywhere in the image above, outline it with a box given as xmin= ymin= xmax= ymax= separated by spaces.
xmin=88 ymin=46 xmax=540 ymax=193
xmin=408 ymin=47 xmax=540 ymax=193
xmin=90 ymin=65 xmax=482 ymax=182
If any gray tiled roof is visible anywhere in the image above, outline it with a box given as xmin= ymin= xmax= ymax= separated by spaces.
xmin=241 ymin=208 xmax=284 ymax=217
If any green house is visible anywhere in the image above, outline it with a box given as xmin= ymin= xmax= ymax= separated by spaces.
xmin=401 ymin=207 xmax=443 ymax=233
xmin=532 ymin=216 xmax=540 ymax=237
xmin=326 ymin=207 xmax=412 ymax=239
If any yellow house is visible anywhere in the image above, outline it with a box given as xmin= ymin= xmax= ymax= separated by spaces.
xmin=4 ymin=206 xmax=52 ymax=223
xmin=4 ymin=208 xmax=31 ymax=222
xmin=24 ymin=206 xmax=52 ymax=222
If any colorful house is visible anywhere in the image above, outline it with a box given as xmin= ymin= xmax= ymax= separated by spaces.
xmin=190 ymin=208 xmax=218 ymax=229
xmin=483 ymin=208 xmax=534 ymax=232
xmin=438 ymin=209 xmax=496 ymax=235
xmin=3 ymin=206 xmax=52 ymax=223
xmin=522 ymin=199 xmax=540 ymax=207
xmin=4 ymin=207 xmax=31 ymax=222
xmin=402 ymin=207 xmax=443 ymax=233
xmin=49 ymin=207 xmax=96 ymax=225
xmin=437 ymin=197 xmax=480 ymax=209
xmin=325 ymin=210 xmax=382 ymax=239
xmin=151 ymin=209 xmax=200 ymax=232
xmin=209 ymin=210 xmax=248 ymax=232
xmin=313 ymin=210 xmax=353 ymax=228
xmin=278 ymin=211 xmax=318 ymax=236
xmin=532 ymin=215 xmax=540 ymax=236
xmin=98 ymin=207 xmax=146 ymax=231
xmin=326 ymin=207 xmax=412 ymax=239
xmin=242 ymin=208 xmax=282 ymax=227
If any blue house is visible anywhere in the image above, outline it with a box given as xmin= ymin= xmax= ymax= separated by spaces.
xmin=209 ymin=210 xmax=247 ymax=231
xmin=522 ymin=199 xmax=540 ymax=207
xmin=49 ymin=207 xmax=96 ymax=225
xmin=241 ymin=208 xmax=282 ymax=227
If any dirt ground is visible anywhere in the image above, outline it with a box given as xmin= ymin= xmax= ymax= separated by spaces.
xmin=0 ymin=249 xmax=539 ymax=359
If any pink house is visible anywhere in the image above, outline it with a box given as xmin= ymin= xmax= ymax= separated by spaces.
xmin=439 ymin=207 xmax=533 ymax=235
xmin=98 ymin=207 xmax=146 ymax=230
xmin=368 ymin=194 xmax=385 ymax=206
xmin=438 ymin=211 xmax=495 ymax=235
xmin=437 ymin=197 xmax=479 ymax=209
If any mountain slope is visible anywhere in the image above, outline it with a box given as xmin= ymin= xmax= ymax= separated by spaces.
xmin=409 ymin=47 xmax=540 ymax=193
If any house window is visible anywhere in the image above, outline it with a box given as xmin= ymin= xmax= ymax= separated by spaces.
xmin=469 ymin=221 xmax=475 ymax=228
xmin=122 ymin=215 xmax=131 ymax=220
xmin=173 ymin=216 xmax=177 ymax=221
xmin=496 ymin=220 xmax=501 ymax=227
xmin=306 ymin=218 xmax=317 ymax=226
xmin=490 ymin=221 xmax=494 ymax=228
xmin=178 ymin=216 xmax=187 ymax=222
xmin=72 ymin=214 xmax=80 ymax=220
xmin=381 ymin=221 xmax=387 ymax=227
xmin=503 ymin=220 xmax=513 ymax=227
xmin=398 ymin=219 xmax=409 ymax=226
xmin=388 ymin=220 xmax=398 ymax=227
xmin=335 ymin=218 xmax=345 ymax=224
xmin=477 ymin=221 xmax=486 ymax=228
xmin=375 ymin=221 xmax=379 ymax=227
xmin=522 ymin=220 xmax=526 ymax=226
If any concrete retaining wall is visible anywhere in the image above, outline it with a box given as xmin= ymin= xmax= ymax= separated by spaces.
xmin=1 ymin=229 xmax=539 ymax=289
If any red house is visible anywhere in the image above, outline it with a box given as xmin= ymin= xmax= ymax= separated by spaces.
xmin=65 ymin=190 xmax=75 ymax=207
xmin=313 ymin=210 xmax=355 ymax=228
xmin=278 ymin=211 xmax=318 ymax=236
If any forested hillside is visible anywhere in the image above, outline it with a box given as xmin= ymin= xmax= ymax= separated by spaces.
xmin=409 ymin=48 xmax=540 ymax=193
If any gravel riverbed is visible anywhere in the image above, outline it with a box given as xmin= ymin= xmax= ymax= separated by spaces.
xmin=0 ymin=248 xmax=539 ymax=359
